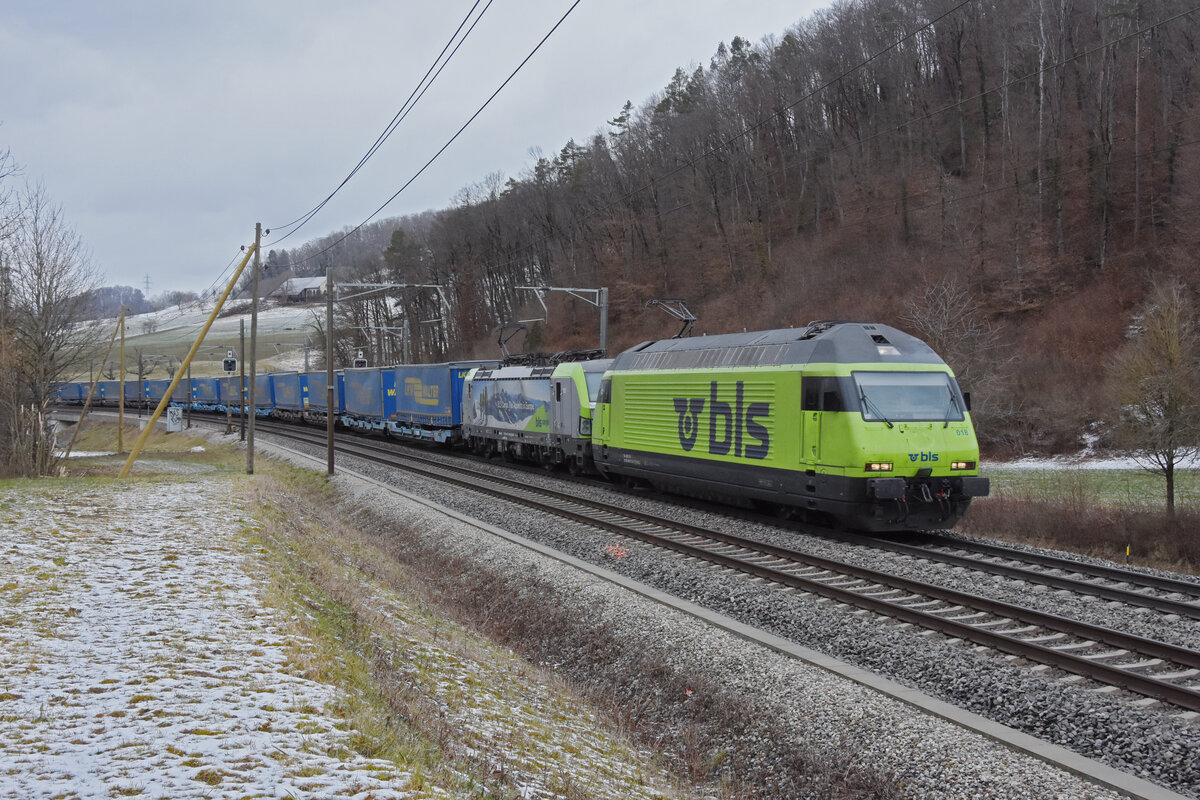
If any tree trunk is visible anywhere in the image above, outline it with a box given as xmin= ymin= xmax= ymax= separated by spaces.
xmin=1166 ymin=460 xmax=1176 ymax=519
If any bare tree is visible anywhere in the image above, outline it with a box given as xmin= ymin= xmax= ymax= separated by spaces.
xmin=1108 ymin=280 xmax=1200 ymax=517
xmin=901 ymin=275 xmax=1006 ymax=391
xmin=0 ymin=182 xmax=99 ymax=476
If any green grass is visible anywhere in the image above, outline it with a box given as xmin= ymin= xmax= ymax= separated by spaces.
xmin=965 ymin=468 xmax=1200 ymax=571
xmin=984 ymin=466 xmax=1200 ymax=512
xmin=49 ymin=420 xmax=245 ymax=480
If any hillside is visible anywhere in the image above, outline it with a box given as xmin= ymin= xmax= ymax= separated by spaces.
xmin=71 ymin=302 xmax=324 ymax=381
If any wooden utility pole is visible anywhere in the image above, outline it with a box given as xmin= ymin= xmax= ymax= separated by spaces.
xmin=247 ymin=223 xmax=261 ymax=475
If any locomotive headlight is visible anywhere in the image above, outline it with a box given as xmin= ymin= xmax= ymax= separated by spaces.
xmin=865 ymin=462 xmax=893 ymax=472
xmin=579 ymin=416 xmax=592 ymax=436
xmin=951 ymin=460 xmax=976 ymax=470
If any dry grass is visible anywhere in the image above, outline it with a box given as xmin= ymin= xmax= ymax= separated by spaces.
xmin=960 ymin=496 xmax=1200 ymax=573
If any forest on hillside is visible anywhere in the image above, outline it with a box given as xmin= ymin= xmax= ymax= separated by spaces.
xmin=275 ymin=0 xmax=1200 ymax=454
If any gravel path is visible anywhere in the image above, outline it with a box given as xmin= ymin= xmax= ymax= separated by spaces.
xmin=264 ymin=433 xmax=1199 ymax=798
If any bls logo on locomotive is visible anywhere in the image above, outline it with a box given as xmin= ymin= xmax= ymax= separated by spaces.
xmin=673 ymin=381 xmax=770 ymax=459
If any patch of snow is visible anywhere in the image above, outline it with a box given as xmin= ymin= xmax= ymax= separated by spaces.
xmin=987 ymin=450 xmax=1200 ymax=472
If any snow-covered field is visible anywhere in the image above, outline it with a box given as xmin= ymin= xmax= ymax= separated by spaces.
xmin=80 ymin=301 xmax=319 ymax=375
xmin=0 ymin=476 xmax=418 ymax=799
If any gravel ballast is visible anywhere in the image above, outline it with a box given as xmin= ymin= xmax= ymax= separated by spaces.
xmin=262 ymin=434 xmax=1198 ymax=799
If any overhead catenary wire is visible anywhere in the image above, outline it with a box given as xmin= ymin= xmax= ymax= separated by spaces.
xmin=296 ymin=0 xmax=978 ymax=280
xmin=287 ymin=0 xmax=584 ymax=271
xmin=266 ymin=0 xmax=496 ymax=246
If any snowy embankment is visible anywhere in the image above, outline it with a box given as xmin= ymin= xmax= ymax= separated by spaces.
xmin=0 ymin=477 xmax=413 ymax=798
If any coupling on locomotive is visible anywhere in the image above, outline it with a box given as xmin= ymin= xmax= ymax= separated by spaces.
xmin=58 ymin=321 xmax=988 ymax=532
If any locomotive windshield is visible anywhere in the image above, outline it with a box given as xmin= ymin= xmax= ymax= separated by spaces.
xmin=852 ymin=371 xmax=965 ymax=423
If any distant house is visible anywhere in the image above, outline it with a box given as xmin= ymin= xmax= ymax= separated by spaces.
xmin=271 ymin=277 xmax=327 ymax=304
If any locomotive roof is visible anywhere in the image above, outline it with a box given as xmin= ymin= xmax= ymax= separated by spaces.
xmin=610 ymin=322 xmax=945 ymax=371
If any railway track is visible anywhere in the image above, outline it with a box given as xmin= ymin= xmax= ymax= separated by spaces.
xmin=254 ymin=420 xmax=1200 ymax=713
xmin=812 ymin=529 xmax=1200 ymax=621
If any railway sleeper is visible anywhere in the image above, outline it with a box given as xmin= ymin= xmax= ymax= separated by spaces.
xmin=1156 ymin=668 xmax=1199 ymax=680
xmin=1080 ymin=648 xmax=1130 ymax=661
xmin=1048 ymin=639 xmax=1098 ymax=652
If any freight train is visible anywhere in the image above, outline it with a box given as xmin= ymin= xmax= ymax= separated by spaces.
xmin=56 ymin=321 xmax=988 ymax=531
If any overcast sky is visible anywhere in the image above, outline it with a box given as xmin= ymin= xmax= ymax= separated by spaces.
xmin=1 ymin=1 xmax=826 ymax=298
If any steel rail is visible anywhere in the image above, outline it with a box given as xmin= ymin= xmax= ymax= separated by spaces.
xmin=814 ymin=530 xmax=1200 ymax=620
xmin=915 ymin=531 xmax=1200 ymax=597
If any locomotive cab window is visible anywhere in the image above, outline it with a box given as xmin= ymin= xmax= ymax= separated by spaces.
xmin=584 ymin=372 xmax=606 ymax=402
xmin=853 ymin=371 xmax=965 ymax=423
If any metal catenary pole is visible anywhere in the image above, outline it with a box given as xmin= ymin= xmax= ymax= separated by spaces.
xmin=239 ymin=318 xmax=246 ymax=441
xmin=185 ymin=362 xmax=192 ymax=429
xmin=247 ymin=223 xmax=261 ymax=474
xmin=326 ymin=267 xmax=335 ymax=476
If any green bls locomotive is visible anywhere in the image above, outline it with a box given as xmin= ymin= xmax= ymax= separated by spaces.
xmin=591 ymin=321 xmax=989 ymax=532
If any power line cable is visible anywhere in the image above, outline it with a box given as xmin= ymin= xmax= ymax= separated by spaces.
xmin=288 ymin=0 xmax=584 ymax=270
xmin=266 ymin=0 xmax=495 ymax=244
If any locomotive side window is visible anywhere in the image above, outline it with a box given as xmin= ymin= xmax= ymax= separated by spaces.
xmin=802 ymin=377 xmax=847 ymax=411
xmin=597 ymin=378 xmax=612 ymax=404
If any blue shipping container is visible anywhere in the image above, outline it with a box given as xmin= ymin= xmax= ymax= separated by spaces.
xmin=271 ymin=372 xmax=307 ymax=411
xmin=302 ymin=371 xmax=343 ymax=413
xmin=57 ymin=382 xmax=84 ymax=403
xmin=342 ymin=367 xmax=396 ymax=421
xmin=392 ymin=361 xmax=497 ymax=427
xmin=219 ymin=376 xmax=246 ymax=408
xmin=192 ymin=378 xmax=221 ymax=404
xmin=253 ymin=374 xmax=273 ymax=408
